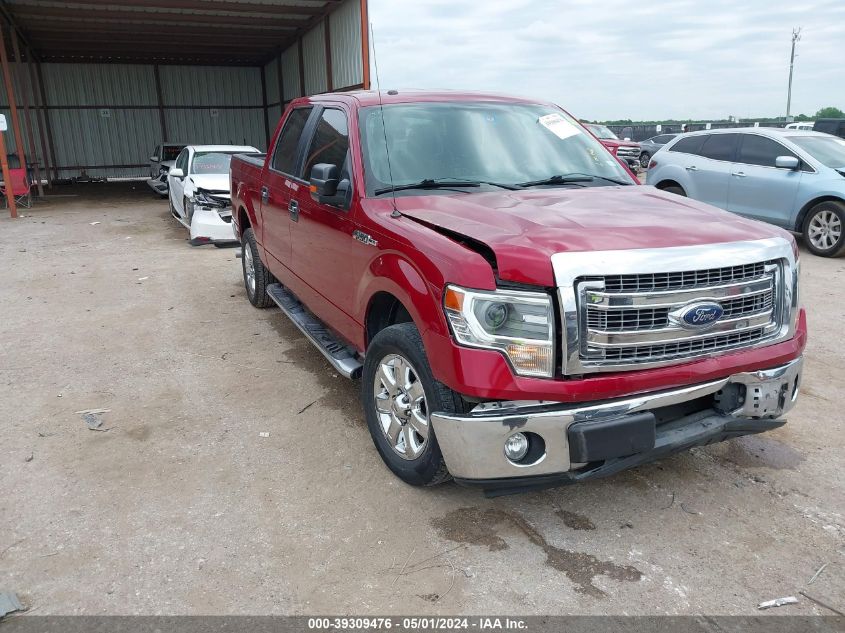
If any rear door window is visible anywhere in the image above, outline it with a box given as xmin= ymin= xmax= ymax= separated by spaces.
xmin=736 ymin=134 xmax=797 ymax=167
xmin=668 ymin=135 xmax=707 ymax=155
xmin=698 ymin=134 xmax=738 ymax=161
xmin=271 ymin=107 xmax=313 ymax=176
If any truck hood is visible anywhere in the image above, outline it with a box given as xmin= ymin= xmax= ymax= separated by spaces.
xmin=395 ymin=186 xmax=790 ymax=287
xmin=600 ymin=139 xmax=639 ymax=149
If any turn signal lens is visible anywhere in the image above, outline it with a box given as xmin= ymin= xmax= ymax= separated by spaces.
xmin=444 ymin=287 xmax=465 ymax=311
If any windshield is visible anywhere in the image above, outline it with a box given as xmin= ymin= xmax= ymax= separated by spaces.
xmin=788 ymin=136 xmax=845 ymax=168
xmin=359 ymin=102 xmax=633 ymax=196
xmin=191 ymin=152 xmax=238 ymax=175
xmin=162 ymin=145 xmax=184 ymax=161
xmin=584 ymin=123 xmax=619 ymax=140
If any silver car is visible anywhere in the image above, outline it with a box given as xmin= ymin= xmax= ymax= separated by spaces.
xmin=638 ymin=133 xmax=677 ymax=169
xmin=648 ymin=128 xmax=845 ymax=256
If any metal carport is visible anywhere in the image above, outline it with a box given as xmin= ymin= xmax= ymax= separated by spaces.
xmin=0 ymin=0 xmax=369 ymax=215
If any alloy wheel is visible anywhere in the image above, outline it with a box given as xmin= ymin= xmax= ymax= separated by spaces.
xmin=244 ymin=243 xmax=256 ymax=297
xmin=372 ymin=354 xmax=429 ymax=460
xmin=808 ymin=209 xmax=842 ymax=251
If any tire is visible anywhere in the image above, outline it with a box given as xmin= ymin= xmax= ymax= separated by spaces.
xmin=184 ymin=197 xmax=193 ymax=224
xmin=362 ymin=322 xmax=467 ymax=487
xmin=802 ymin=201 xmax=845 ymax=257
xmin=663 ymin=185 xmax=686 ymax=197
xmin=169 ymin=195 xmax=178 ymax=219
xmin=241 ymin=227 xmax=274 ymax=308
xmin=639 ymin=152 xmax=651 ymax=169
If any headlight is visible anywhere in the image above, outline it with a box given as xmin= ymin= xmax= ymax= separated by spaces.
xmin=194 ymin=189 xmax=229 ymax=209
xmin=444 ymin=285 xmax=554 ymax=377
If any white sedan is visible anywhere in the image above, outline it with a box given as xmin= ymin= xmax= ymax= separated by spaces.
xmin=167 ymin=144 xmax=259 ymax=246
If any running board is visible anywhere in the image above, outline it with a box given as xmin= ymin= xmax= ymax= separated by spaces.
xmin=266 ymin=283 xmax=363 ymax=379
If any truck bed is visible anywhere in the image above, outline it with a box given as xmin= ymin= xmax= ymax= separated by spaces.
xmin=233 ymin=152 xmax=266 ymax=168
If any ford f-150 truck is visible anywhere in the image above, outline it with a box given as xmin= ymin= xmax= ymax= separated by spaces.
xmin=230 ymin=91 xmax=805 ymax=495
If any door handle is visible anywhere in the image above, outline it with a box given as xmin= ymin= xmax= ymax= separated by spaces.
xmin=732 ymin=171 xmax=747 ymax=178
xmin=289 ymin=199 xmax=299 ymax=222
xmin=685 ymin=166 xmax=698 ymax=171
xmin=261 ymin=186 xmax=269 ymax=203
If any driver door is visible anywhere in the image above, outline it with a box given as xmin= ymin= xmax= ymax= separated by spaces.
xmin=287 ymin=105 xmax=363 ymax=344
xmin=727 ymin=133 xmax=802 ymax=227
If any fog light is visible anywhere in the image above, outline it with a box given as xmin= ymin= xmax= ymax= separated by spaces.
xmin=504 ymin=432 xmax=529 ymax=461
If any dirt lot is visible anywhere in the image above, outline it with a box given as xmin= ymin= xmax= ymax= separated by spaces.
xmin=0 ymin=182 xmax=843 ymax=615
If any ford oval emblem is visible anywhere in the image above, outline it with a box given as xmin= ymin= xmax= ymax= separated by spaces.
xmin=675 ymin=301 xmax=724 ymax=328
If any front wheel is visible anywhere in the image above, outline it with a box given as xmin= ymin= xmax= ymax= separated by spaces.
xmin=803 ymin=201 xmax=845 ymax=257
xmin=362 ymin=323 xmax=466 ymax=486
xmin=640 ymin=152 xmax=651 ymax=169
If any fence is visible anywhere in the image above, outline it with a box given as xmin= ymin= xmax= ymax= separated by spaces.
xmin=606 ymin=121 xmax=788 ymax=142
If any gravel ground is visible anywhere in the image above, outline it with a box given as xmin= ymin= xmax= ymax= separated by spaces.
xmin=0 ymin=182 xmax=843 ymax=616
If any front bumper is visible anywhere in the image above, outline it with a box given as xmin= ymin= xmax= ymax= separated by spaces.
xmin=189 ymin=207 xmax=238 ymax=246
xmin=146 ymin=177 xmax=168 ymax=195
xmin=430 ymin=358 xmax=802 ymax=495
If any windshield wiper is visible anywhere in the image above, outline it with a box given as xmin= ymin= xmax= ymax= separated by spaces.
xmin=517 ymin=173 xmax=633 ymax=188
xmin=374 ymin=178 xmax=520 ymax=196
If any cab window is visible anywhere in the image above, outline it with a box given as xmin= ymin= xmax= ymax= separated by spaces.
xmin=271 ymin=107 xmax=313 ymax=176
xmin=303 ymin=108 xmax=350 ymax=179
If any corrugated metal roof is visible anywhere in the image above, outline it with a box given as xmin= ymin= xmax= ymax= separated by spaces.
xmin=7 ymin=0 xmax=342 ymax=66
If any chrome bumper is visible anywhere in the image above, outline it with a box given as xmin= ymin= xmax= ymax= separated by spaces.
xmin=430 ymin=358 xmax=802 ymax=482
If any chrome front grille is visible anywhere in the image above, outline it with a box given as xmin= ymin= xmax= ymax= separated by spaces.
xmin=551 ymin=239 xmax=799 ymax=375
xmin=603 ymin=262 xmax=766 ymax=293
xmin=585 ymin=288 xmax=774 ymax=332
xmin=615 ymin=146 xmax=640 ymax=160
xmin=577 ymin=262 xmax=781 ymax=368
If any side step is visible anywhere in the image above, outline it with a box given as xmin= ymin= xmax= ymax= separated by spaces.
xmin=266 ymin=283 xmax=363 ymax=379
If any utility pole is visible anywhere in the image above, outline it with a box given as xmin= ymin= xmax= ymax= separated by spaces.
xmin=786 ymin=27 xmax=801 ymax=119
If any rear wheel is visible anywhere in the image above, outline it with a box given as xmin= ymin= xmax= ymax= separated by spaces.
xmin=241 ymin=228 xmax=274 ymax=308
xmin=803 ymin=201 xmax=845 ymax=257
xmin=639 ymin=152 xmax=651 ymax=169
xmin=362 ymin=322 xmax=466 ymax=486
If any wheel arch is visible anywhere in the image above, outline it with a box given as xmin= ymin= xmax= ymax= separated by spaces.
xmin=365 ymin=291 xmax=414 ymax=347
xmin=357 ymin=253 xmax=450 ymax=353
xmin=794 ymin=195 xmax=845 ymax=232
xmin=654 ymin=179 xmax=684 ymax=192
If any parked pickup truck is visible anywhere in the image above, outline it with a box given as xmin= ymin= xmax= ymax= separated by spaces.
xmin=230 ymin=91 xmax=805 ymax=495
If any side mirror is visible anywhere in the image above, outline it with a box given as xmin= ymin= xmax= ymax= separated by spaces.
xmin=169 ymin=167 xmax=185 ymax=179
xmin=310 ymin=163 xmax=339 ymax=197
xmin=150 ymin=155 xmax=158 ymax=162
xmin=775 ymin=156 xmax=800 ymax=170
xmin=624 ymin=137 xmax=631 ymax=141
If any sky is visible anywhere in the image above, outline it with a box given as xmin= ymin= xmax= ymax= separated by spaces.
xmin=367 ymin=0 xmax=845 ymax=122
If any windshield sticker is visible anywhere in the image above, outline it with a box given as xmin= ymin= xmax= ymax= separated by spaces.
xmin=539 ymin=113 xmax=581 ymax=140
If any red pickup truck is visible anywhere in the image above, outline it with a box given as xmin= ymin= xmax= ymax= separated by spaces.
xmin=230 ymin=91 xmax=805 ymax=495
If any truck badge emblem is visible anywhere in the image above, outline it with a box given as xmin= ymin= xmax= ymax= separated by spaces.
xmin=353 ymin=230 xmax=378 ymax=247
xmin=671 ymin=301 xmax=725 ymax=329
